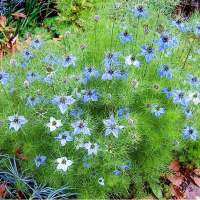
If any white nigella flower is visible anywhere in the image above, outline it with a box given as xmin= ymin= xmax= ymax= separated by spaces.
xmin=84 ymin=142 xmax=99 ymax=155
xmin=56 ymin=157 xmax=73 ymax=172
xmin=8 ymin=114 xmax=27 ymax=131
xmin=189 ymin=92 xmax=200 ymax=105
xmin=47 ymin=117 xmax=62 ymax=132
xmin=125 ymin=55 xmax=141 ymax=68
xmin=98 ymin=177 xmax=105 ymax=186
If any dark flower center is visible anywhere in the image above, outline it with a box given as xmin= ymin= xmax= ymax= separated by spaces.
xmin=30 ymin=97 xmax=35 ymax=101
xmin=131 ymin=56 xmax=135 ymax=61
xmin=178 ymin=92 xmax=184 ymax=98
xmin=162 ymin=36 xmax=169 ymax=43
xmin=14 ymin=118 xmax=19 ymax=123
xmin=62 ymin=159 xmax=67 ymax=164
xmin=189 ymin=129 xmax=193 ymax=134
xmin=65 ymin=56 xmax=71 ymax=62
xmin=193 ymin=94 xmax=198 ymax=98
xmin=123 ymin=31 xmax=128 ymax=36
xmin=107 ymin=53 xmax=113 ymax=59
xmin=0 ymin=74 xmax=2 ymax=80
xmin=35 ymin=39 xmax=39 ymax=43
xmin=52 ymin=121 xmax=57 ymax=126
xmin=176 ymin=19 xmax=181 ymax=25
xmin=25 ymin=51 xmax=30 ymax=56
xmin=108 ymin=70 xmax=114 ymax=75
xmin=91 ymin=144 xmax=95 ymax=149
xmin=137 ymin=6 xmax=144 ymax=12
xmin=164 ymin=65 xmax=169 ymax=71
xmin=87 ymin=91 xmax=92 ymax=96
xmin=62 ymin=135 xmax=67 ymax=140
xmin=60 ymin=97 xmax=66 ymax=104
xmin=31 ymin=73 xmax=36 ymax=77
xmin=78 ymin=122 xmax=84 ymax=128
xmin=88 ymin=67 xmax=92 ymax=72
xmin=147 ymin=47 xmax=153 ymax=53
xmin=191 ymin=77 xmax=197 ymax=82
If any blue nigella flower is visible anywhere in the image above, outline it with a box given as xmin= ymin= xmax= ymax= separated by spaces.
xmin=156 ymin=33 xmax=177 ymax=52
xmin=8 ymin=114 xmax=27 ymax=131
xmin=34 ymin=155 xmax=46 ymax=168
xmin=55 ymin=131 xmax=74 ymax=146
xmin=70 ymin=108 xmax=83 ymax=118
xmin=104 ymin=52 xmax=120 ymax=68
xmin=172 ymin=19 xmax=190 ymax=32
xmin=26 ymin=96 xmax=43 ymax=107
xmin=71 ymin=120 xmax=90 ymax=135
xmin=158 ymin=64 xmax=173 ymax=79
xmin=115 ymin=70 xmax=128 ymax=80
xmin=151 ymin=104 xmax=165 ymax=117
xmin=120 ymin=164 xmax=130 ymax=170
xmin=113 ymin=169 xmax=121 ymax=176
xmin=118 ymin=31 xmax=132 ymax=44
xmin=182 ymin=126 xmax=198 ymax=141
xmin=52 ymin=95 xmax=76 ymax=114
xmin=26 ymin=71 xmax=41 ymax=83
xmin=0 ymin=71 xmax=9 ymax=85
xmin=172 ymin=90 xmax=190 ymax=106
xmin=82 ymin=89 xmax=98 ymax=103
xmin=102 ymin=68 xmax=121 ymax=80
xmin=132 ymin=5 xmax=147 ymax=18
xmin=103 ymin=115 xmax=124 ymax=138
xmin=194 ymin=22 xmax=200 ymax=36
xmin=187 ymin=74 xmax=199 ymax=87
xmin=162 ymin=88 xmax=173 ymax=99
xmin=22 ymin=49 xmax=33 ymax=60
xmin=62 ymin=54 xmax=76 ymax=68
xmin=141 ymin=45 xmax=155 ymax=63
xmin=117 ymin=107 xmax=129 ymax=118
xmin=30 ymin=39 xmax=43 ymax=48
xmin=43 ymin=54 xmax=61 ymax=65
xmin=182 ymin=107 xmax=193 ymax=119
xmin=83 ymin=66 xmax=99 ymax=81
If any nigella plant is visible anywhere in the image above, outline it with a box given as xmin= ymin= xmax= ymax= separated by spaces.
xmin=194 ymin=22 xmax=200 ymax=36
xmin=62 ymin=55 xmax=76 ymax=67
xmin=30 ymin=39 xmax=43 ymax=49
xmin=187 ymin=74 xmax=200 ymax=87
xmin=0 ymin=71 xmax=9 ymax=85
xmin=83 ymin=66 xmax=99 ymax=81
xmin=172 ymin=90 xmax=190 ymax=106
xmin=52 ymin=95 xmax=76 ymax=114
xmin=34 ymin=155 xmax=47 ymax=168
xmin=55 ymin=131 xmax=74 ymax=146
xmin=132 ymin=5 xmax=147 ymax=18
xmin=82 ymin=89 xmax=99 ymax=103
xmin=182 ymin=126 xmax=198 ymax=141
xmin=22 ymin=49 xmax=33 ymax=61
xmin=103 ymin=52 xmax=120 ymax=68
xmin=156 ymin=33 xmax=177 ymax=52
xmin=141 ymin=45 xmax=155 ymax=62
xmin=151 ymin=104 xmax=165 ymax=117
xmin=8 ymin=115 xmax=27 ymax=131
xmin=26 ymin=96 xmax=43 ymax=107
xmin=118 ymin=31 xmax=132 ymax=44
xmin=158 ymin=64 xmax=173 ymax=79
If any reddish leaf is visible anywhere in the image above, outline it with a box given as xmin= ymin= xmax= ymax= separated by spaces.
xmin=16 ymin=190 xmax=25 ymax=199
xmin=15 ymin=148 xmax=28 ymax=161
xmin=167 ymin=174 xmax=184 ymax=187
xmin=169 ymin=160 xmax=181 ymax=172
xmin=0 ymin=16 xmax=6 ymax=27
xmin=191 ymin=176 xmax=200 ymax=187
xmin=194 ymin=169 xmax=200 ymax=177
xmin=0 ymin=183 xmax=6 ymax=198
xmin=12 ymin=12 xmax=26 ymax=18
xmin=170 ymin=185 xmax=183 ymax=199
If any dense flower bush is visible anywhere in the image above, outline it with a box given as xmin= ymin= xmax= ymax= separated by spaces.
xmin=0 ymin=1 xmax=200 ymax=198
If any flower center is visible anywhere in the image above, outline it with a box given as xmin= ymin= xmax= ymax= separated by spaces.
xmin=137 ymin=5 xmax=144 ymax=12
xmin=162 ymin=36 xmax=169 ymax=43
xmin=60 ymin=97 xmax=66 ymax=104
xmin=52 ymin=121 xmax=57 ymax=126
xmin=61 ymin=159 xmax=67 ymax=164
xmin=78 ymin=123 xmax=84 ymax=128
xmin=189 ymin=129 xmax=193 ymax=135
xmin=147 ymin=47 xmax=153 ymax=53
xmin=0 ymin=74 xmax=2 ymax=80
xmin=14 ymin=118 xmax=19 ymax=123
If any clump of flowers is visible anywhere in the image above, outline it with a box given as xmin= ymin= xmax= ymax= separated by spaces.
xmin=1 ymin=2 xmax=200 ymax=199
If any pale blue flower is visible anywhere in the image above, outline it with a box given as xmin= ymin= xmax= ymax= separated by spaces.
xmin=104 ymin=52 xmax=120 ymax=68
xmin=31 ymin=39 xmax=43 ymax=48
xmin=62 ymin=55 xmax=76 ymax=67
xmin=83 ymin=66 xmax=99 ymax=80
xmin=158 ymin=64 xmax=173 ymax=79
xmin=8 ymin=114 xmax=27 ymax=131
xmin=182 ymin=126 xmax=198 ymax=141
xmin=0 ymin=71 xmax=9 ymax=85
xmin=23 ymin=49 xmax=33 ymax=60
xmin=141 ymin=45 xmax=155 ymax=62
xmin=52 ymin=96 xmax=75 ymax=114
xmin=26 ymin=71 xmax=41 ymax=83
xmin=55 ymin=131 xmax=74 ymax=146
xmin=71 ymin=120 xmax=90 ymax=135
xmin=151 ymin=104 xmax=165 ymax=117
xmin=103 ymin=115 xmax=124 ymax=138
xmin=34 ymin=155 xmax=46 ymax=168
xmin=118 ymin=31 xmax=132 ymax=44
xmin=82 ymin=89 xmax=98 ymax=103
xmin=132 ymin=5 xmax=147 ymax=18
xmin=172 ymin=90 xmax=190 ymax=106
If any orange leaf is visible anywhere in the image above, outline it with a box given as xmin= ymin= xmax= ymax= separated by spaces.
xmin=15 ymin=148 xmax=28 ymax=161
xmin=167 ymin=174 xmax=184 ymax=187
xmin=169 ymin=160 xmax=181 ymax=172
xmin=0 ymin=183 xmax=6 ymax=198
xmin=0 ymin=16 xmax=6 ymax=27
xmin=12 ymin=13 xmax=26 ymax=18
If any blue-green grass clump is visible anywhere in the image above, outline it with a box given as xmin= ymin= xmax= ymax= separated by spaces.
xmin=0 ymin=1 xmax=200 ymax=198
